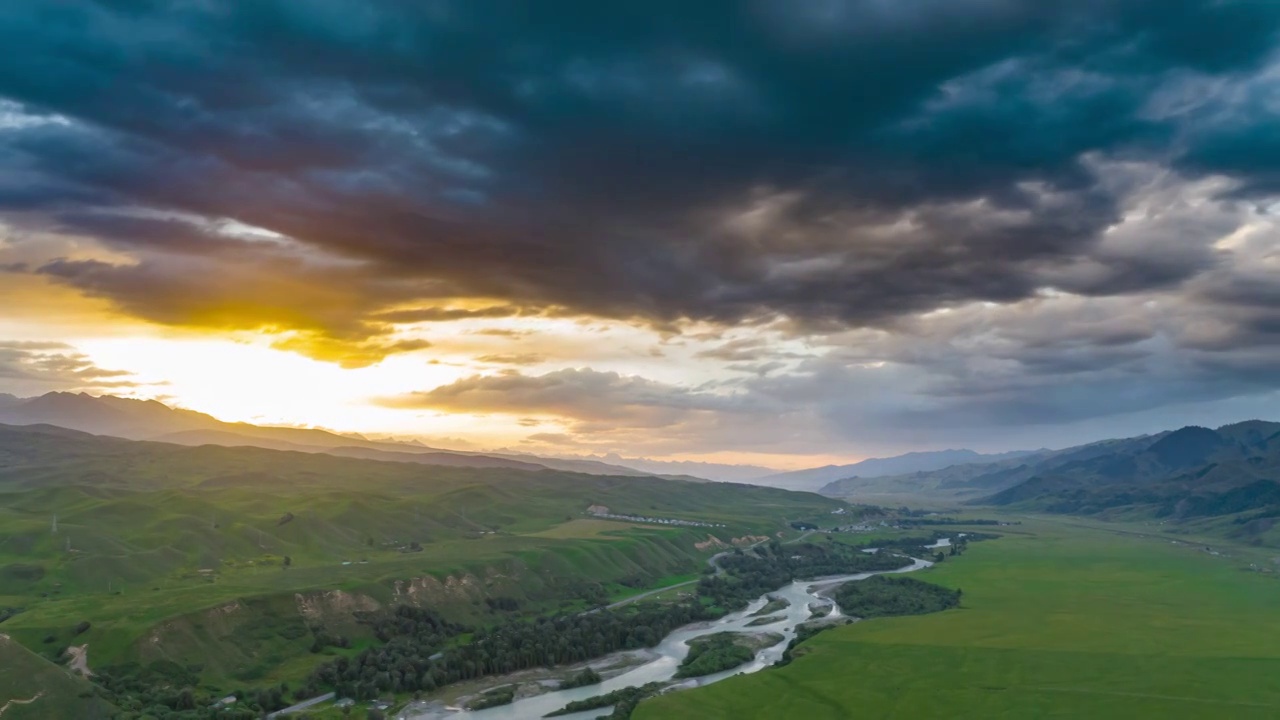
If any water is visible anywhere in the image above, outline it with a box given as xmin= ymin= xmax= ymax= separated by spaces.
xmin=862 ymin=536 xmax=951 ymax=555
xmin=411 ymin=557 xmax=934 ymax=720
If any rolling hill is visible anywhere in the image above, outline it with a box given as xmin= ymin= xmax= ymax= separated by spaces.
xmin=756 ymin=448 xmax=1040 ymax=491
xmin=819 ymin=419 xmax=1280 ymax=546
xmin=0 ymin=633 xmax=108 ymax=719
xmin=819 ymin=432 xmax=1171 ymax=500
xmin=512 ymin=453 xmax=779 ymax=483
xmin=0 ymin=423 xmax=843 ymax=692
xmin=0 ymin=392 xmax=679 ymax=479
xmin=981 ymin=422 xmax=1280 ymax=526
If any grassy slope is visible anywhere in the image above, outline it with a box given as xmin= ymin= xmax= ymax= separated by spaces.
xmin=636 ymin=517 xmax=1280 ymax=720
xmin=0 ymin=634 xmax=107 ymax=719
xmin=0 ymin=426 xmax=842 ymax=690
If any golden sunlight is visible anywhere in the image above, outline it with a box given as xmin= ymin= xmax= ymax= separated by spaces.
xmin=74 ymin=336 xmax=522 ymax=441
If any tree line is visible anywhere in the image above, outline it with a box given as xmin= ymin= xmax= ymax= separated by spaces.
xmin=294 ymin=598 xmax=718 ymax=702
xmin=673 ymin=632 xmax=755 ymax=679
xmin=699 ymin=540 xmax=912 ymax=610
xmin=85 ymin=537 xmax=932 ymax=717
xmin=833 ymin=575 xmax=962 ymax=618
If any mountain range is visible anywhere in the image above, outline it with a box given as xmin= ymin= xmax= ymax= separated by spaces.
xmin=821 ymin=420 xmax=1280 ymax=544
xmin=752 ymin=448 xmax=1041 ymax=491
xmin=528 ymin=453 xmax=777 ymax=483
xmin=0 ymin=392 xmax=1039 ymax=488
xmin=4 ymin=392 xmax=1280 ymax=545
xmin=0 ymin=393 xmax=690 ymax=479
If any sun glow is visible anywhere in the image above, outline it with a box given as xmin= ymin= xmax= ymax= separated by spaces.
xmin=72 ymin=336 xmax=510 ymax=439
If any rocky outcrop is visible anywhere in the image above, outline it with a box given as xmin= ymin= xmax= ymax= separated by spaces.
xmin=294 ymin=589 xmax=379 ymax=625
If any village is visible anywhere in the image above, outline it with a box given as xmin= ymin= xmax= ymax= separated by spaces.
xmin=586 ymin=505 xmax=727 ymax=529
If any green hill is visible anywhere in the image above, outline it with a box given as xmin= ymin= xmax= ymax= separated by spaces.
xmin=0 ymin=633 xmax=109 ymax=719
xmin=819 ymin=420 xmax=1280 ymax=546
xmin=977 ymin=423 xmax=1280 ymax=544
xmin=0 ymin=392 xmax=669 ymax=478
xmin=0 ymin=423 xmax=841 ymax=692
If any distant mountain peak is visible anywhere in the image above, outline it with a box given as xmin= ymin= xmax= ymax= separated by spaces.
xmin=0 ymin=391 xmax=692 ymax=481
xmin=1146 ymin=426 xmax=1229 ymax=468
xmin=754 ymin=447 xmax=1039 ymax=491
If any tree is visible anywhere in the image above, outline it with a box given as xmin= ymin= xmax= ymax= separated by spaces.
xmin=175 ymin=688 xmax=195 ymax=710
xmin=368 ymin=709 xmax=386 ymax=720
xmin=934 ymin=552 xmax=945 ymax=563
xmin=283 ymin=556 xmax=292 ymax=568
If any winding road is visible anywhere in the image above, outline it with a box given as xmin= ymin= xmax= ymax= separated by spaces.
xmin=266 ymin=692 xmax=335 ymax=718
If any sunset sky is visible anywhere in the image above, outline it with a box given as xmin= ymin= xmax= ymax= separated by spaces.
xmin=2 ymin=1 xmax=1280 ymax=468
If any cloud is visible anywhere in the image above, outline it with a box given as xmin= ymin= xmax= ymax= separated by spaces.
xmin=0 ymin=341 xmax=141 ymax=391
xmin=474 ymin=353 xmax=546 ymax=366
xmin=374 ymin=306 xmax=524 ymax=324
xmin=0 ymin=1 xmax=1277 ymax=358
xmin=1 ymin=2 xmax=1280 ymax=456
xmin=380 ymin=367 xmax=757 ymax=430
xmin=694 ymin=337 xmax=796 ymax=363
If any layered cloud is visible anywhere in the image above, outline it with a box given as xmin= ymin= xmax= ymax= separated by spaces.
xmin=0 ymin=341 xmax=140 ymax=394
xmin=1 ymin=1 xmax=1279 ymax=455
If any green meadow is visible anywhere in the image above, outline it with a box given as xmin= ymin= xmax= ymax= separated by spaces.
xmin=636 ymin=516 xmax=1280 ymax=719
xmin=0 ymin=426 xmax=841 ymax=694
xmin=0 ymin=634 xmax=107 ymax=719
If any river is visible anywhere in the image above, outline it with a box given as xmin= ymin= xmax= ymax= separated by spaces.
xmin=406 ymin=554 xmax=936 ymax=720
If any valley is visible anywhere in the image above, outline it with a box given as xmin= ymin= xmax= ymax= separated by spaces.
xmin=819 ymin=421 xmax=1280 ymax=549
xmin=635 ymin=515 xmax=1280 ymax=719
xmin=3 ymin=412 xmax=1280 ymax=719
xmin=0 ymin=423 xmax=844 ymax=718
xmin=4 ymin=6 xmax=1280 ymax=718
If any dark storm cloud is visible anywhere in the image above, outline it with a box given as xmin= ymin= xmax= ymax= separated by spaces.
xmin=2 ymin=0 xmax=1278 ymax=343
xmin=1178 ymin=268 xmax=1280 ymax=354
xmin=3 ymin=0 xmax=1280 ymax=451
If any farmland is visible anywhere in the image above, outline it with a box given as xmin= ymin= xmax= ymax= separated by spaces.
xmin=635 ymin=516 xmax=1280 ymax=719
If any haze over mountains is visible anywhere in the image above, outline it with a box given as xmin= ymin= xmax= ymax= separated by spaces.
xmin=492 ymin=452 xmax=777 ymax=484
xmin=7 ymin=392 xmax=1275 ymax=528
xmin=0 ymin=393 xmax=1045 ymax=487
xmin=0 ymin=393 xmax=683 ymax=479
xmin=755 ymin=448 xmax=1043 ymax=491
xmin=821 ymin=420 xmax=1280 ymax=544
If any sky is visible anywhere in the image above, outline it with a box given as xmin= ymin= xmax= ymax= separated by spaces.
xmin=2 ymin=1 xmax=1280 ymax=469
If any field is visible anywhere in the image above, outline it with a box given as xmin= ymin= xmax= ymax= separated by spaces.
xmin=635 ymin=516 xmax=1280 ymax=719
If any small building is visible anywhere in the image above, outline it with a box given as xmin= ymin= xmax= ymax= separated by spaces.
xmin=587 ymin=504 xmax=610 ymax=515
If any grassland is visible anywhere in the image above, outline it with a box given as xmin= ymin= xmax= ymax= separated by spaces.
xmin=0 ymin=424 xmax=842 ymax=697
xmin=0 ymin=633 xmax=108 ymax=719
xmin=635 ymin=516 xmax=1280 ymax=719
